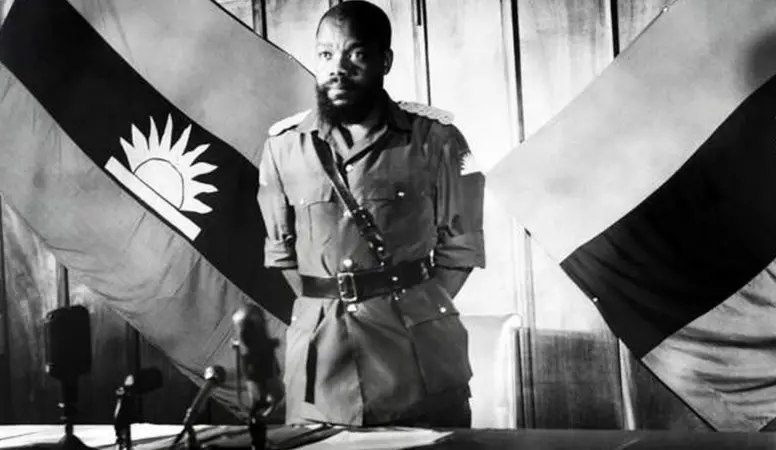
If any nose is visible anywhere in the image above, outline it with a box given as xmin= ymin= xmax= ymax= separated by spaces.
xmin=328 ymin=52 xmax=350 ymax=77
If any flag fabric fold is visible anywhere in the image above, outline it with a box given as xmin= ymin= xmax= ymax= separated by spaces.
xmin=0 ymin=0 xmax=313 ymax=415
xmin=488 ymin=0 xmax=776 ymax=430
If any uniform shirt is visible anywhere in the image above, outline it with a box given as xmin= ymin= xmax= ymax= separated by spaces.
xmin=258 ymin=91 xmax=485 ymax=425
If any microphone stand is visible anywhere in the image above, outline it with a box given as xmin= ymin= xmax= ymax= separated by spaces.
xmin=170 ymin=422 xmax=200 ymax=450
xmin=248 ymin=403 xmax=267 ymax=450
xmin=113 ymin=386 xmax=132 ymax=450
xmin=233 ymin=339 xmax=273 ymax=450
xmin=56 ymin=378 xmax=91 ymax=450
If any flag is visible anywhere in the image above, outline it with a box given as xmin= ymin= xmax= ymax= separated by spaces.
xmin=488 ymin=0 xmax=776 ymax=431
xmin=0 ymin=0 xmax=313 ymax=415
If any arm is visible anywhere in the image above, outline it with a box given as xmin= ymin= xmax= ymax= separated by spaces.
xmin=434 ymin=266 xmax=473 ymax=299
xmin=257 ymin=139 xmax=299 ymax=291
xmin=281 ymin=268 xmax=302 ymax=298
xmin=433 ymin=125 xmax=486 ymax=299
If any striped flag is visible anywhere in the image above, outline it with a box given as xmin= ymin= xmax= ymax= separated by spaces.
xmin=0 ymin=0 xmax=313 ymax=414
xmin=489 ymin=0 xmax=776 ymax=431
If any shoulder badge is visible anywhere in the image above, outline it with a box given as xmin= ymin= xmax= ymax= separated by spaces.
xmin=397 ymin=101 xmax=454 ymax=125
xmin=268 ymin=109 xmax=311 ymax=137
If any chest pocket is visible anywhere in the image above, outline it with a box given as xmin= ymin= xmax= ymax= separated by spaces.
xmin=359 ymin=177 xmax=432 ymax=237
xmin=292 ymin=182 xmax=337 ymax=246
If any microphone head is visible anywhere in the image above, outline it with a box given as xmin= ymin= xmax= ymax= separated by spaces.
xmin=232 ymin=305 xmax=282 ymax=413
xmin=204 ymin=365 xmax=226 ymax=384
xmin=124 ymin=367 xmax=163 ymax=395
xmin=233 ymin=306 xmax=280 ymax=378
xmin=44 ymin=305 xmax=92 ymax=381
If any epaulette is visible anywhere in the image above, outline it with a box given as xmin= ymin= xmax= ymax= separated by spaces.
xmin=268 ymin=109 xmax=311 ymax=136
xmin=397 ymin=101 xmax=454 ymax=125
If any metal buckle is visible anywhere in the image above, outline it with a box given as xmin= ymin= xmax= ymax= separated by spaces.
xmin=336 ymin=272 xmax=358 ymax=303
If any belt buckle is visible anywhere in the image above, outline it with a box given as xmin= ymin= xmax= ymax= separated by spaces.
xmin=336 ymin=272 xmax=358 ymax=303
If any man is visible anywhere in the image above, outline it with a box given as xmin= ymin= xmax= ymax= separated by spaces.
xmin=257 ymin=1 xmax=485 ymax=427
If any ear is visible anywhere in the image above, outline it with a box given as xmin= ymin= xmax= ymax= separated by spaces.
xmin=382 ymin=49 xmax=394 ymax=75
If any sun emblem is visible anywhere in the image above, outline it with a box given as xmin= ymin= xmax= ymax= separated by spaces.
xmin=104 ymin=115 xmax=218 ymax=240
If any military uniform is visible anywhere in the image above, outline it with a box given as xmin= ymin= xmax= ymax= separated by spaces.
xmin=257 ymin=91 xmax=485 ymax=425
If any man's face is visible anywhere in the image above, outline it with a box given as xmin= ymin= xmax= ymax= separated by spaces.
xmin=315 ymin=18 xmax=388 ymax=124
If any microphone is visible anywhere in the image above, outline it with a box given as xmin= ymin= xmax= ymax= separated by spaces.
xmin=233 ymin=305 xmax=282 ymax=450
xmin=232 ymin=305 xmax=281 ymax=414
xmin=43 ymin=305 xmax=93 ymax=450
xmin=114 ymin=368 xmax=163 ymax=450
xmin=170 ymin=365 xmax=226 ymax=448
xmin=183 ymin=365 xmax=226 ymax=427
xmin=45 ymin=305 xmax=92 ymax=382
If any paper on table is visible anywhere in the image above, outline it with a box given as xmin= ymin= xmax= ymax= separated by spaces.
xmin=293 ymin=427 xmax=452 ymax=450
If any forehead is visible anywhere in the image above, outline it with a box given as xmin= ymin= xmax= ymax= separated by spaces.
xmin=316 ymin=18 xmax=370 ymax=47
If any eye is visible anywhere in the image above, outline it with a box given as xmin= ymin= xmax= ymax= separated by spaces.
xmin=350 ymin=49 xmax=367 ymax=62
xmin=318 ymin=50 xmax=332 ymax=61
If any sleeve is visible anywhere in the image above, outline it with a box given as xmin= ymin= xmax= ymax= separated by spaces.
xmin=433 ymin=125 xmax=486 ymax=269
xmin=257 ymin=138 xmax=297 ymax=269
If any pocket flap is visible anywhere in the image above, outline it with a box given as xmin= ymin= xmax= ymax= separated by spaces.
xmin=396 ymin=282 xmax=459 ymax=327
xmin=293 ymin=182 xmax=334 ymax=206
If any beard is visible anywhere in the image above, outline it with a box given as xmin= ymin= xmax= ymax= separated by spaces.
xmin=316 ymin=77 xmax=383 ymax=126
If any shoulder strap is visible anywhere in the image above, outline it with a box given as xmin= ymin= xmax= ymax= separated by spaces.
xmin=310 ymin=135 xmax=391 ymax=266
xmin=396 ymin=101 xmax=454 ymax=125
xmin=268 ymin=110 xmax=311 ymax=136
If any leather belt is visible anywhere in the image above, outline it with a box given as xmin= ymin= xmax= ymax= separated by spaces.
xmin=300 ymin=256 xmax=435 ymax=302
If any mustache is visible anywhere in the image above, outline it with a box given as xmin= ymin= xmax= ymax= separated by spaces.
xmin=322 ymin=77 xmax=357 ymax=90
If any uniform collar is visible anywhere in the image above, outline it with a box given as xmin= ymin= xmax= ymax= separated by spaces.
xmin=298 ymin=90 xmax=413 ymax=138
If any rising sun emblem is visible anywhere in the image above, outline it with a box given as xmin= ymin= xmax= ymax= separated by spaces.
xmin=105 ymin=115 xmax=218 ymax=240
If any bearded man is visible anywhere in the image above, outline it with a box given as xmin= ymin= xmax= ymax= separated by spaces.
xmin=257 ymin=0 xmax=485 ymax=427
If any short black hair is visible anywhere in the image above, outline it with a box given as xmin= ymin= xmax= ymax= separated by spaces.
xmin=317 ymin=1 xmax=392 ymax=53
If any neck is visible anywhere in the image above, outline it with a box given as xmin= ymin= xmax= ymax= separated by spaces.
xmin=343 ymin=104 xmax=380 ymax=133
xmin=339 ymin=104 xmax=382 ymax=146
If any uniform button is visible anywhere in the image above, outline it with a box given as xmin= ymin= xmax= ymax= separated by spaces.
xmin=346 ymin=304 xmax=358 ymax=313
xmin=391 ymin=276 xmax=399 ymax=283
xmin=342 ymin=258 xmax=354 ymax=269
xmin=396 ymin=190 xmax=406 ymax=198
xmin=439 ymin=306 xmax=447 ymax=314
xmin=299 ymin=198 xmax=305 ymax=205
xmin=345 ymin=164 xmax=354 ymax=173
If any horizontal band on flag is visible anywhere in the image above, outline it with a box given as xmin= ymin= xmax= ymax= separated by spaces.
xmin=644 ymin=258 xmax=776 ymax=431
xmin=105 ymin=157 xmax=201 ymax=240
xmin=562 ymin=72 xmax=776 ymax=358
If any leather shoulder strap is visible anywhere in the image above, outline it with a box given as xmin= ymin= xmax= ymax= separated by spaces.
xmin=310 ymin=135 xmax=391 ymax=265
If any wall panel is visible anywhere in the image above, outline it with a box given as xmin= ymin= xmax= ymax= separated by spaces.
xmin=425 ymin=0 xmax=522 ymax=319
xmin=518 ymin=0 xmax=614 ymax=137
xmin=616 ymin=0 xmax=673 ymax=52
xmin=216 ymin=0 xmax=255 ymax=28
xmin=426 ymin=0 xmax=519 ymax=172
xmin=364 ymin=0 xmax=422 ymax=102
xmin=515 ymin=0 xmax=624 ymax=429
xmin=531 ymin=330 xmax=623 ymax=428
xmin=265 ymin=0 xmax=329 ymax=71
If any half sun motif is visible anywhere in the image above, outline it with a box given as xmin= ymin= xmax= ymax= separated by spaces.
xmin=105 ymin=115 xmax=218 ymax=240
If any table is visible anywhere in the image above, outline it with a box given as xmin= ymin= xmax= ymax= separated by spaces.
xmin=2 ymin=424 xmax=776 ymax=449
